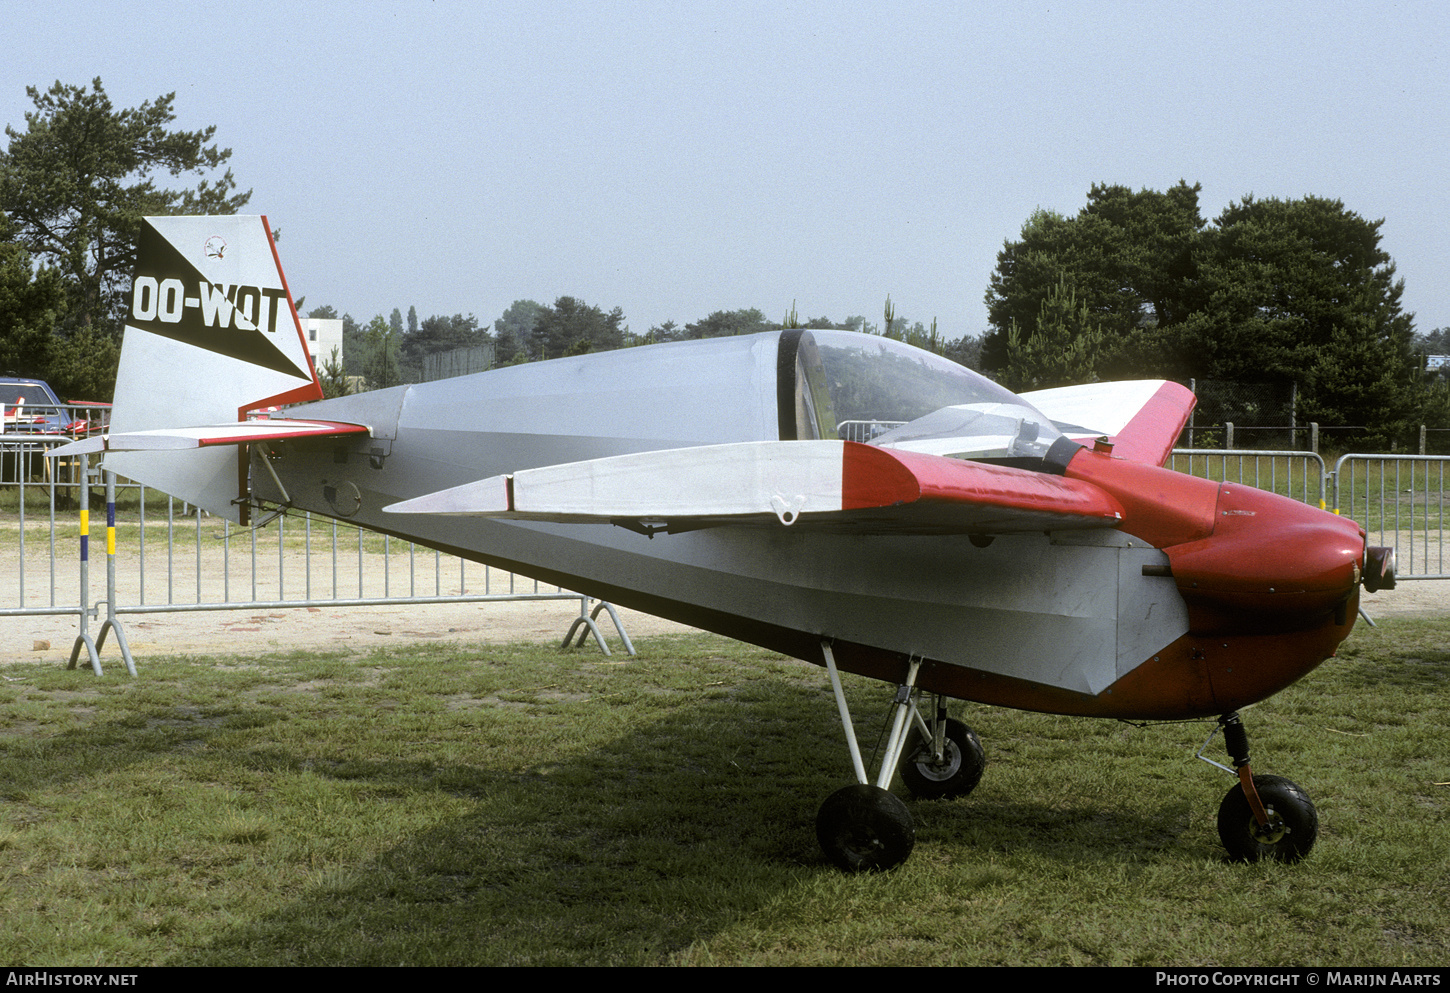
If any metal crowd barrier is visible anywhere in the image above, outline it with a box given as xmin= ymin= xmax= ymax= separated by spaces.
xmin=837 ymin=420 xmax=906 ymax=443
xmin=1167 ymin=449 xmax=1328 ymax=509
xmin=1332 ymin=454 xmax=1450 ymax=581
xmin=9 ymin=431 xmax=1450 ymax=678
xmin=2 ymin=447 xmax=634 ymax=675
xmin=2 ymin=432 xmax=86 ymax=617
xmin=1171 ymin=448 xmax=1450 ymax=582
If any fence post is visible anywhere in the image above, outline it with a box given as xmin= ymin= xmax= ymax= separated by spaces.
xmin=65 ymin=454 xmax=102 ymax=675
xmin=96 ymin=468 xmax=136 ymax=676
xmin=1421 ymin=425 xmax=1427 ymax=456
xmin=1311 ymin=422 xmax=1319 ymax=455
xmin=1188 ymin=378 xmax=1196 ymax=448
xmin=1225 ymin=422 xmax=1234 ymax=449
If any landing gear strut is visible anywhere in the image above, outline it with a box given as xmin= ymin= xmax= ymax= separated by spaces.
xmin=814 ymin=643 xmax=986 ymax=872
xmin=1201 ymin=711 xmax=1318 ymax=863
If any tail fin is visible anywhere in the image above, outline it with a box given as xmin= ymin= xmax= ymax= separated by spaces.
xmin=104 ymin=215 xmax=322 ymax=520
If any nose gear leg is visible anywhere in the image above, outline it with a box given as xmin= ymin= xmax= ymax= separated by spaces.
xmin=1198 ymin=710 xmax=1319 ymax=862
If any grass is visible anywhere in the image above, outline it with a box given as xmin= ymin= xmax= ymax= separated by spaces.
xmin=0 ymin=623 xmax=1446 ymax=967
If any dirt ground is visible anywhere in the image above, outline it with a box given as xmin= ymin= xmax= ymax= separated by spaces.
xmin=1 ymin=577 xmax=1438 ymax=668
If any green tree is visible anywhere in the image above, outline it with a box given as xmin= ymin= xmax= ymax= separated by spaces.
xmin=1 ymin=209 xmax=118 ymax=400
xmin=642 ymin=319 xmax=680 ymax=344
xmin=531 ymin=296 xmax=625 ymax=359
xmin=1413 ymin=327 xmax=1450 ymax=356
xmin=682 ymin=308 xmax=772 ymax=339
xmin=1002 ymin=277 xmax=1105 ymax=391
xmin=43 ymin=324 xmax=119 ymax=401
xmin=0 ymin=78 xmax=250 ymax=335
xmin=0 ymin=213 xmax=66 ymax=379
xmin=940 ymin=333 xmax=984 ymax=371
xmin=402 ymin=312 xmax=486 ymax=374
xmin=1182 ymin=195 xmax=1421 ymax=437
xmin=985 ymin=183 xmax=1426 ymax=441
xmin=493 ymin=299 xmax=545 ymax=364
xmin=318 ymin=346 xmax=350 ymax=398
xmin=338 ymin=313 xmax=368 ymax=378
xmin=983 ymin=182 xmax=1206 ymax=377
xmin=358 ymin=314 xmax=401 ymax=390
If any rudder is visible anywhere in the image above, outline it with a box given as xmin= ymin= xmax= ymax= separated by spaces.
xmin=104 ymin=215 xmax=322 ymax=520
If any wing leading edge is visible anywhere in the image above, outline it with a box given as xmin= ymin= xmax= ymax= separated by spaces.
xmin=385 ymin=440 xmax=1126 ymax=535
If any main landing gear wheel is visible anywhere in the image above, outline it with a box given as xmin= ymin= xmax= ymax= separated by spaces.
xmin=900 ymin=717 xmax=986 ymax=799
xmin=816 ymin=784 xmax=916 ymax=873
xmin=1217 ymin=775 xmax=1318 ymax=863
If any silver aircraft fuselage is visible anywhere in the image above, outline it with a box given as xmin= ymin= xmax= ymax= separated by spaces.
xmin=249 ymin=331 xmax=1357 ymax=721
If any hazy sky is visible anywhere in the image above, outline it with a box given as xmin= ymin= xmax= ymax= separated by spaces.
xmin=6 ymin=0 xmax=1448 ymax=340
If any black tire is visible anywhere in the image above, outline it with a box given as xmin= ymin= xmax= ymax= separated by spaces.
xmin=900 ymin=717 xmax=986 ymax=799
xmin=815 ymin=784 xmax=916 ymax=872
xmin=1217 ymin=775 xmax=1318 ymax=863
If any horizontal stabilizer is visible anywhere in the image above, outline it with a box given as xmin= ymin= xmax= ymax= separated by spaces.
xmin=1022 ymin=380 xmax=1195 ymax=466
xmin=49 ymin=418 xmax=370 ymax=457
xmin=385 ymin=440 xmax=1125 ymax=535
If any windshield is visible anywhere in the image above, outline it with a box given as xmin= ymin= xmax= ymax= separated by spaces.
xmin=785 ymin=330 xmax=1061 ymax=460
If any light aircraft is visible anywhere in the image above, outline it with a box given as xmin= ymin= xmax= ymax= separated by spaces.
xmin=56 ymin=215 xmax=1397 ymax=872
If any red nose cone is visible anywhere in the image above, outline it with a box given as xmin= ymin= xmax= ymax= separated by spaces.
xmin=1167 ymin=484 xmax=1366 ymax=616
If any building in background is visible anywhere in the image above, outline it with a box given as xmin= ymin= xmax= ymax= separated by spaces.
xmin=299 ymin=318 xmax=344 ymax=373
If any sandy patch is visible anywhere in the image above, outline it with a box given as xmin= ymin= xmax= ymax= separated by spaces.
xmin=2 ymin=597 xmax=697 ymax=666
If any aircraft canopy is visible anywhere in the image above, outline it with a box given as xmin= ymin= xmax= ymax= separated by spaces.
xmin=787 ymin=330 xmax=1062 ymax=460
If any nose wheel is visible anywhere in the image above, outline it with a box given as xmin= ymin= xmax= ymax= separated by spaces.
xmin=1217 ymin=774 xmax=1318 ymax=863
xmin=1202 ymin=712 xmax=1318 ymax=863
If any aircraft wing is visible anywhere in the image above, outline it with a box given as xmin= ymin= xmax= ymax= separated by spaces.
xmin=1021 ymin=380 xmax=1195 ymax=467
xmin=385 ymin=440 xmax=1126 ymax=535
xmin=48 ymin=418 xmax=371 ymax=456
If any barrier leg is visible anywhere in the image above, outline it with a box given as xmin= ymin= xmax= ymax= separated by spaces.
xmin=65 ymin=454 xmax=102 ymax=675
